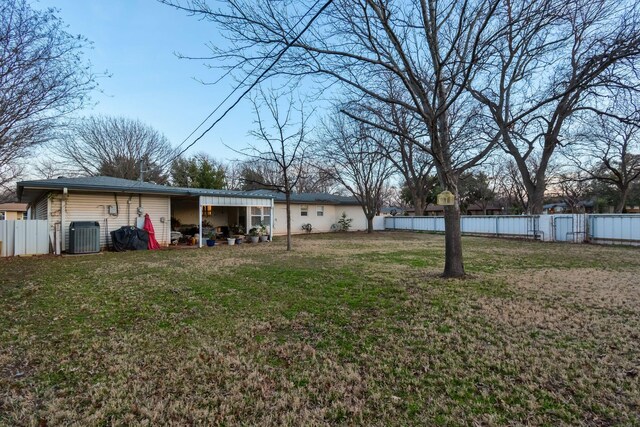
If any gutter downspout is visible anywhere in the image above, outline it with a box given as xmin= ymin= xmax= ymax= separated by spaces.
xmin=270 ymin=197 xmax=274 ymax=241
xmin=61 ymin=188 xmax=67 ymax=252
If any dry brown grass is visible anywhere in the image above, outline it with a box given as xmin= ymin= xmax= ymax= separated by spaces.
xmin=1 ymin=232 xmax=639 ymax=426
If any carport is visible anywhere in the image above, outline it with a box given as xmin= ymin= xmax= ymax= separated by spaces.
xmin=170 ymin=190 xmax=274 ymax=247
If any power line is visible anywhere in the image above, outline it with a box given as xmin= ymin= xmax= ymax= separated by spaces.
xmin=163 ymin=0 xmax=334 ymax=168
xmin=169 ymin=0 xmax=326 ymax=156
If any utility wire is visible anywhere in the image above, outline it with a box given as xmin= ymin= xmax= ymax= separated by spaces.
xmin=170 ymin=0 xmax=324 ymax=155
xmin=162 ymin=0 xmax=334 ymax=169
xmin=120 ymin=0 xmax=333 ymax=194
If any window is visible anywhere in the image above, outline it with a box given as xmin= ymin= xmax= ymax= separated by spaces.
xmin=0 ymin=211 xmax=5 ymax=220
xmin=300 ymin=205 xmax=308 ymax=216
xmin=316 ymin=205 xmax=324 ymax=217
xmin=21 ymin=212 xmax=27 ymax=220
xmin=250 ymin=206 xmax=271 ymax=228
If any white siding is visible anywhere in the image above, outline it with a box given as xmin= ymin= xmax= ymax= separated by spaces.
xmin=339 ymin=206 xmax=368 ymax=231
xmin=272 ymin=202 xmax=367 ymax=235
xmin=48 ymin=191 xmax=171 ymax=250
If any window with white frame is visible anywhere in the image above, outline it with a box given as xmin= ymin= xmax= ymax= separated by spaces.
xmin=250 ymin=206 xmax=272 ymax=228
xmin=0 ymin=211 xmax=5 ymax=220
xmin=316 ymin=205 xmax=324 ymax=216
xmin=300 ymin=205 xmax=308 ymax=216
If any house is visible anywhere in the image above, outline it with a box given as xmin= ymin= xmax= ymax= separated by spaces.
xmin=380 ymin=206 xmax=406 ymax=216
xmin=543 ymin=200 xmax=596 ymax=214
xmin=423 ymin=203 xmax=503 ymax=216
xmin=466 ymin=203 xmax=504 ymax=216
xmin=249 ymin=190 xmax=367 ymax=234
xmin=17 ymin=176 xmax=275 ymax=251
xmin=0 ymin=203 xmax=28 ymax=220
xmin=16 ymin=176 xmax=368 ymax=252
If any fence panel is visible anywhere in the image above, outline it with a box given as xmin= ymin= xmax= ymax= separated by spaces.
xmin=0 ymin=220 xmax=50 ymax=257
xmin=589 ymin=214 xmax=640 ymax=244
xmin=386 ymin=215 xmax=535 ymax=238
xmin=384 ymin=214 xmax=640 ymax=245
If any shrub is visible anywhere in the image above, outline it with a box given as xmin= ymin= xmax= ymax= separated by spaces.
xmin=337 ymin=212 xmax=352 ymax=232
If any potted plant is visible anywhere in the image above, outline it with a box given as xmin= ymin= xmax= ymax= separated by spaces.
xmin=259 ymin=223 xmax=269 ymax=242
xmin=206 ymin=231 xmax=216 ymax=247
xmin=233 ymin=224 xmax=245 ymax=245
xmin=249 ymin=227 xmax=260 ymax=243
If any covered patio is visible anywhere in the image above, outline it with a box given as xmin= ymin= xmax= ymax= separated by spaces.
xmin=170 ymin=191 xmax=274 ymax=247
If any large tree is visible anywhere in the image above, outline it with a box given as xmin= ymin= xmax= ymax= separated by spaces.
xmin=163 ymin=0 xmax=504 ymax=277
xmin=564 ymin=102 xmax=640 ymax=212
xmin=0 ymin=0 xmax=96 ymax=190
xmin=317 ymin=113 xmax=394 ymax=233
xmin=54 ymin=115 xmax=174 ymax=183
xmin=361 ymin=82 xmax=436 ymax=216
xmin=171 ymin=153 xmax=226 ymax=189
xmin=468 ymin=0 xmax=640 ymax=213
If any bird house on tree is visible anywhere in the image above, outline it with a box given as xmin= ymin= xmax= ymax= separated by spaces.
xmin=437 ymin=191 xmax=455 ymax=206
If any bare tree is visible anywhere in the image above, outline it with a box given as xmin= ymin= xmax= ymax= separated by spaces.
xmin=162 ymin=0 xmax=505 ymax=276
xmin=245 ymin=89 xmax=311 ymax=251
xmin=552 ymin=172 xmax=592 ymax=213
xmin=54 ymin=116 xmax=174 ymax=183
xmin=360 ymin=89 xmax=436 ymax=216
xmin=564 ymin=103 xmax=640 ymax=212
xmin=492 ymin=158 xmax=529 ymax=214
xmin=294 ymin=163 xmax=339 ymax=194
xmin=234 ymin=159 xmax=285 ymax=191
xmin=469 ymin=0 xmax=640 ymax=213
xmin=0 ymin=0 xmax=96 ymax=188
xmin=317 ymin=113 xmax=394 ymax=233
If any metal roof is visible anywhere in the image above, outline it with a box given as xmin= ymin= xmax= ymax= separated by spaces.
xmin=249 ymin=189 xmax=359 ymax=205
xmin=17 ymin=176 xmax=274 ymax=203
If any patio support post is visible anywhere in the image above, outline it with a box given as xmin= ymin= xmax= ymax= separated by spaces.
xmin=270 ymin=198 xmax=274 ymax=241
xmin=198 ymin=196 xmax=203 ymax=248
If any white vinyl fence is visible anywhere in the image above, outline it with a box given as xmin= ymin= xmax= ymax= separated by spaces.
xmin=0 ymin=220 xmax=50 ymax=257
xmin=384 ymin=214 xmax=640 ymax=245
xmin=588 ymin=214 xmax=640 ymax=244
xmin=385 ymin=215 xmax=547 ymax=239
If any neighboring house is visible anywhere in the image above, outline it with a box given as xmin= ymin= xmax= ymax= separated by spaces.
xmin=249 ymin=190 xmax=367 ymax=235
xmin=0 ymin=203 xmax=28 ymax=220
xmin=422 ymin=203 xmax=503 ymax=216
xmin=543 ymin=200 xmax=596 ymax=214
xmin=380 ymin=206 xmax=406 ymax=216
xmin=16 ymin=176 xmax=368 ymax=252
xmin=465 ymin=203 xmax=504 ymax=216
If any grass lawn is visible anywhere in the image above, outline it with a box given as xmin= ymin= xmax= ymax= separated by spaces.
xmin=1 ymin=232 xmax=639 ymax=426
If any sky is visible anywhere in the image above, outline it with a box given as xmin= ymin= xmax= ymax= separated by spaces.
xmin=35 ymin=0 xmax=264 ymax=162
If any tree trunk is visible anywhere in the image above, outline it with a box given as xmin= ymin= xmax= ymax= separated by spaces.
xmin=413 ymin=195 xmax=425 ymax=217
xmin=616 ymin=186 xmax=629 ymax=213
xmin=528 ymin=185 xmax=546 ymax=214
xmin=285 ymin=191 xmax=292 ymax=251
xmin=443 ymin=202 xmax=465 ymax=278
xmin=367 ymin=215 xmax=374 ymax=233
